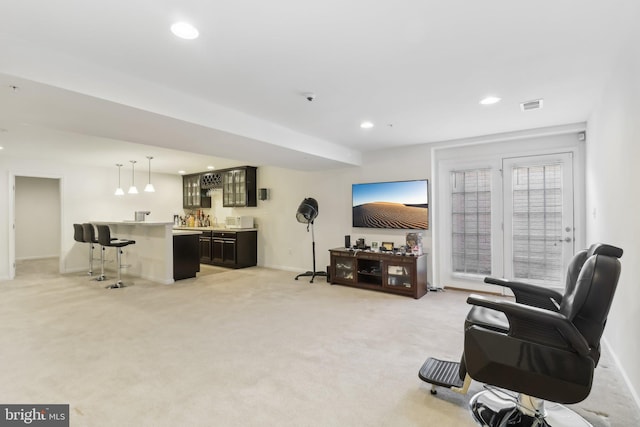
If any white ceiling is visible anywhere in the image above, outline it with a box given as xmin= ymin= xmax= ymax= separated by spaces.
xmin=0 ymin=0 xmax=638 ymax=174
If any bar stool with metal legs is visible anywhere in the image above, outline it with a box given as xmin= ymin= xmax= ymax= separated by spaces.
xmin=97 ymin=225 xmax=136 ymax=289
xmin=82 ymin=223 xmax=108 ymax=281
xmin=73 ymin=223 xmax=94 ymax=276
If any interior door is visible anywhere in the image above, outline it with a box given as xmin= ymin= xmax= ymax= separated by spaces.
xmin=503 ymin=153 xmax=574 ymax=290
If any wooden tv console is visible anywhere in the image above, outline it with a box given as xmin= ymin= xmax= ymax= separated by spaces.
xmin=328 ymin=248 xmax=427 ymax=299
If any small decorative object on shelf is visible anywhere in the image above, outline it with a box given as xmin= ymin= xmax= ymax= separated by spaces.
xmin=381 ymin=242 xmax=394 ymax=251
xmin=406 ymin=232 xmax=423 ymax=255
xmin=371 ymin=241 xmax=379 ymax=251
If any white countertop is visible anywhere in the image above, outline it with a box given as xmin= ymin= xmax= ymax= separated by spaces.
xmin=172 ymin=230 xmax=203 ymax=236
xmin=92 ymin=221 xmax=174 ymax=226
xmin=173 ymin=226 xmax=257 ymax=232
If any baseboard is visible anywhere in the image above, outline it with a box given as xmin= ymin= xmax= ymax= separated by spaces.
xmin=16 ymin=255 xmax=59 ymax=261
xmin=602 ymin=337 xmax=640 ymax=412
xmin=443 ymin=285 xmax=503 ymax=296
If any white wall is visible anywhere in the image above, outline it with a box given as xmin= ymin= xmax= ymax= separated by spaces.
xmin=15 ymin=176 xmax=61 ymax=260
xmin=586 ymin=39 xmax=640 ymax=405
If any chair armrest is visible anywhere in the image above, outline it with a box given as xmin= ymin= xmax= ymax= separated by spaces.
xmin=484 ymin=277 xmax=563 ymax=310
xmin=467 ymin=294 xmax=590 ymax=356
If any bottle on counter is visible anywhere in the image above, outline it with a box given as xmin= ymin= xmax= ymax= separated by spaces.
xmin=204 ymin=215 xmax=210 ymax=227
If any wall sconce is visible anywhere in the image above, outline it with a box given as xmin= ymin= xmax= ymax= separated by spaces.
xmin=144 ymin=156 xmax=155 ymax=193
xmin=128 ymin=160 xmax=138 ymax=194
xmin=114 ymin=164 xmax=124 ymax=196
xmin=258 ymin=188 xmax=269 ymax=200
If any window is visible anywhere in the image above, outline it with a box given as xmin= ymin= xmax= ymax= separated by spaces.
xmin=510 ymin=163 xmax=564 ymax=282
xmin=451 ymin=169 xmax=491 ymax=275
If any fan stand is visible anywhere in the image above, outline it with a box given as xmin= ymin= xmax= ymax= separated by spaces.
xmin=295 ymin=222 xmax=327 ymax=283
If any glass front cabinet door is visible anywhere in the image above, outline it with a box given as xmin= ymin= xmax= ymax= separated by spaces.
xmin=222 ymin=167 xmax=257 ymax=207
xmin=331 ymin=254 xmax=356 ymax=285
xmin=383 ymin=258 xmax=416 ymax=293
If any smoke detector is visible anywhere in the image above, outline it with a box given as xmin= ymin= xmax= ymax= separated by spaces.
xmin=520 ymin=99 xmax=543 ymax=111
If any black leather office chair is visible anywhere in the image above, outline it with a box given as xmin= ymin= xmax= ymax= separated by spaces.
xmin=465 ymin=243 xmax=623 ymax=334
xmin=74 ymin=223 xmax=93 ymax=276
xmin=464 ymin=249 xmax=621 ymax=426
xmin=420 ymin=245 xmax=622 ymax=427
xmin=96 ymin=225 xmax=135 ymax=289
xmin=420 ymin=244 xmax=622 ymax=394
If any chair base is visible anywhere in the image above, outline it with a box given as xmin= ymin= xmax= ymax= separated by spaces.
xmin=105 ymin=281 xmax=127 ymax=289
xmin=470 ymin=390 xmax=592 ymax=427
xmin=295 ymin=271 xmax=327 ymax=283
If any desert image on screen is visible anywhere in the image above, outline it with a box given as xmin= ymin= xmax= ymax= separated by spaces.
xmin=352 ymin=202 xmax=428 ymax=229
xmin=352 ymin=180 xmax=428 ymax=230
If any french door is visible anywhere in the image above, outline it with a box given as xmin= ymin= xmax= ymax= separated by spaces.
xmin=503 ymin=153 xmax=574 ymax=290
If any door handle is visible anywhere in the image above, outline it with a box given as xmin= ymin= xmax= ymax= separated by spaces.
xmin=558 ymin=237 xmax=572 ymax=243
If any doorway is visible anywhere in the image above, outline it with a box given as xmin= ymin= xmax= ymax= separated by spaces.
xmin=434 ymin=131 xmax=584 ymax=292
xmin=503 ymin=153 xmax=575 ymax=291
xmin=10 ymin=175 xmax=63 ymax=279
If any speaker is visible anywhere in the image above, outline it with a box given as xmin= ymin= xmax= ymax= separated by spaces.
xmin=258 ymin=188 xmax=269 ymax=200
xmin=344 ymin=235 xmax=351 ymax=248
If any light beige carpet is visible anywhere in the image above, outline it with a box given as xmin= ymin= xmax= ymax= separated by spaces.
xmin=0 ymin=258 xmax=637 ymax=427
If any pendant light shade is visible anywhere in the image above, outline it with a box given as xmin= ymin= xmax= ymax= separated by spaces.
xmin=128 ymin=160 xmax=138 ymax=194
xmin=114 ymin=164 xmax=125 ymax=196
xmin=144 ymin=156 xmax=155 ymax=192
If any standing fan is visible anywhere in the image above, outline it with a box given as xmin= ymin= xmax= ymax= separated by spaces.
xmin=295 ymin=197 xmax=328 ymax=283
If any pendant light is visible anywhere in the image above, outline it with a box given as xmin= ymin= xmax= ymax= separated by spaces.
xmin=128 ymin=160 xmax=138 ymax=194
xmin=114 ymin=164 xmax=125 ymax=196
xmin=144 ymin=156 xmax=155 ymax=192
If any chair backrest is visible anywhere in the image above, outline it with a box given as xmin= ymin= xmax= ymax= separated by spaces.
xmin=96 ymin=225 xmax=112 ymax=246
xmin=562 ymin=243 xmax=624 ymax=297
xmin=73 ymin=224 xmax=85 ymax=243
xmin=82 ymin=223 xmax=96 ymax=244
xmin=559 ymin=252 xmax=622 ymax=359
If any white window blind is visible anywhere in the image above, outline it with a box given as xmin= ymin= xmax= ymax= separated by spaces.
xmin=511 ymin=164 xmax=563 ymax=282
xmin=451 ymin=169 xmax=491 ymax=275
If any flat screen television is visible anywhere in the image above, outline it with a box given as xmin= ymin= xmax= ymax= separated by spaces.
xmin=352 ymin=179 xmax=429 ymax=230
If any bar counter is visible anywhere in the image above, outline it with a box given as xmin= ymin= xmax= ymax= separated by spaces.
xmin=92 ymin=221 xmax=202 ymax=284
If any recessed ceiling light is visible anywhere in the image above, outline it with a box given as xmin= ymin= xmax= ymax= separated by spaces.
xmin=207 ymin=165 xmax=215 ymax=170
xmin=171 ymin=22 xmax=199 ymax=40
xmin=0 ymin=146 xmax=4 ymax=150
xmin=480 ymin=96 xmax=501 ymax=105
xmin=360 ymin=121 xmax=374 ymax=129
xmin=178 ymin=170 xmax=186 ymax=175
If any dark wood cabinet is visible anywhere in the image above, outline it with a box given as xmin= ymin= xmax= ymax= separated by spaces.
xmin=173 ymin=233 xmax=201 ymax=280
xmin=222 ymin=166 xmax=257 ymax=207
xmin=182 ymin=167 xmax=256 ymax=209
xmin=199 ymin=231 xmax=212 ymax=263
xmin=183 ymin=173 xmax=211 ymax=209
xmin=198 ymin=230 xmax=257 ymax=268
xmin=329 ymin=248 xmax=427 ymax=299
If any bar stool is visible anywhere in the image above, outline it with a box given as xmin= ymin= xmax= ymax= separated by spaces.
xmin=73 ymin=223 xmax=93 ymax=276
xmin=82 ymin=223 xmax=108 ymax=281
xmin=96 ymin=225 xmax=136 ymax=289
